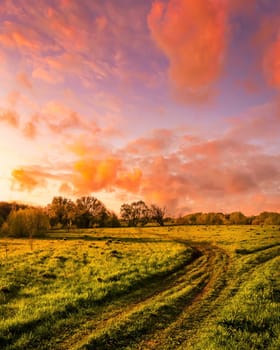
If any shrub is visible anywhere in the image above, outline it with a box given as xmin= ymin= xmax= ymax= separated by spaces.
xmin=6 ymin=208 xmax=49 ymax=237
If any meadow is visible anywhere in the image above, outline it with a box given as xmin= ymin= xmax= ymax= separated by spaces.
xmin=0 ymin=225 xmax=279 ymax=349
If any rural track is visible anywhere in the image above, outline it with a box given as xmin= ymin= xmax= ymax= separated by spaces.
xmin=1 ymin=230 xmax=279 ymax=350
xmin=135 ymin=240 xmax=231 ymax=350
xmin=54 ymin=234 xmax=280 ymax=350
xmin=57 ymin=234 xmax=232 ymax=350
xmin=139 ymin=238 xmax=280 ymax=350
xmin=21 ymin=237 xmax=277 ymax=350
xmin=140 ymin=238 xmax=280 ymax=350
xmin=56 ymin=240 xmax=203 ymax=349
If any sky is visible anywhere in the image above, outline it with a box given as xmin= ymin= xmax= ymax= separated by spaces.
xmin=0 ymin=0 xmax=280 ymax=216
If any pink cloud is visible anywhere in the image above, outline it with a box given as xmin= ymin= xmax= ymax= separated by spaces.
xmin=0 ymin=0 xmax=158 ymax=92
xmin=59 ymin=182 xmax=74 ymax=195
xmin=17 ymin=72 xmax=33 ymax=89
xmin=41 ymin=101 xmax=100 ymax=134
xmin=22 ymin=121 xmax=37 ymax=139
xmin=238 ymin=78 xmax=260 ymax=94
xmin=6 ymin=90 xmax=20 ymax=107
xmin=66 ymin=136 xmax=113 ymax=161
xmin=263 ymin=36 xmax=280 ymax=88
xmin=11 ymin=164 xmax=72 ymax=193
xmin=250 ymin=13 xmax=280 ymax=89
xmin=32 ymin=67 xmax=64 ymax=84
xmin=148 ymin=0 xmax=229 ymax=101
xmin=0 ymin=20 xmax=46 ymax=51
xmin=72 ymin=155 xmax=144 ymax=195
xmin=0 ymin=109 xmax=19 ymax=127
xmin=10 ymin=129 xmax=280 ymax=215
xmin=124 ymin=129 xmax=175 ymax=155
xmin=116 ymin=168 xmax=142 ymax=193
xmin=229 ymin=0 xmax=256 ymax=14
xmin=182 ymin=138 xmax=259 ymax=160
xmin=227 ymin=101 xmax=280 ymax=142
xmin=2 ymin=1 xmax=280 ymax=215
xmin=8 ymin=100 xmax=280 ymax=215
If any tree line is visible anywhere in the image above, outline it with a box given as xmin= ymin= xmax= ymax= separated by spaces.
xmin=0 ymin=197 xmax=279 ymax=238
xmin=176 ymin=211 xmax=280 ymax=225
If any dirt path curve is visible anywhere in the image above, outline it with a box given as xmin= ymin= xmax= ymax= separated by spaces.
xmin=59 ymin=235 xmax=231 ymax=350
xmin=136 ymin=239 xmax=231 ymax=350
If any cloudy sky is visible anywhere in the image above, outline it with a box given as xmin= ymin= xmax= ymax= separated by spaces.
xmin=0 ymin=0 xmax=280 ymax=215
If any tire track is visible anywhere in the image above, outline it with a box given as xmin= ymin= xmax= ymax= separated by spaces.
xmin=136 ymin=243 xmax=230 ymax=350
xmin=62 ymin=237 xmax=279 ymax=350
xmin=69 ymin=239 xmax=231 ymax=350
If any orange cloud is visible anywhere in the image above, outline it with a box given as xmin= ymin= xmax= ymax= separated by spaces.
xmin=7 ymin=90 xmax=20 ymax=107
xmin=11 ymin=165 xmax=71 ymax=193
xmin=229 ymin=0 xmax=256 ymax=13
xmin=73 ymin=158 xmax=122 ymax=193
xmin=32 ymin=67 xmax=64 ymax=84
xmin=239 ymin=78 xmax=260 ymax=94
xmin=252 ymin=15 xmax=279 ymax=48
xmin=139 ymin=155 xmax=192 ymax=209
xmin=250 ymin=14 xmax=280 ymax=89
xmin=9 ymin=131 xmax=280 ymax=215
xmin=71 ymin=154 xmax=144 ymax=195
xmin=0 ymin=110 xmax=19 ymax=127
xmin=11 ymin=168 xmax=46 ymax=191
xmin=0 ymin=1 xmax=154 ymax=92
xmin=22 ymin=121 xmax=37 ymax=139
xmin=227 ymin=102 xmax=280 ymax=141
xmin=183 ymin=138 xmax=258 ymax=159
xmin=67 ymin=138 xmax=109 ymax=158
xmin=148 ymin=0 xmax=229 ymax=100
xmin=96 ymin=16 xmax=107 ymax=32
xmin=125 ymin=129 xmax=174 ymax=155
xmin=59 ymin=182 xmax=74 ymax=195
xmin=18 ymin=114 xmax=280 ymax=215
xmin=17 ymin=72 xmax=33 ymax=89
xmin=12 ymin=31 xmax=36 ymax=49
xmin=41 ymin=101 xmax=99 ymax=134
xmin=263 ymin=37 xmax=280 ymax=88
xmin=0 ymin=21 xmax=42 ymax=51
xmin=116 ymin=168 xmax=142 ymax=192
xmin=138 ymin=151 xmax=265 ymax=213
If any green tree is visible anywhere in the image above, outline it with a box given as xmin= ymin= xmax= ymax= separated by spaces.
xmin=229 ymin=212 xmax=248 ymax=225
xmin=47 ymin=197 xmax=76 ymax=228
xmin=253 ymin=212 xmax=280 ymax=225
xmin=120 ymin=201 xmax=150 ymax=226
xmin=0 ymin=201 xmax=29 ymax=223
xmin=103 ymin=212 xmax=121 ymax=227
xmin=75 ymin=196 xmax=108 ymax=228
xmin=7 ymin=208 xmax=49 ymax=237
xmin=202 ymin=212 xmax=225 ymax=225
xmin=0 ymin=215 xmax=4 ymax=229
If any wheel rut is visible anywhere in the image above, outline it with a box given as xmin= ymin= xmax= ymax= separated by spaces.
xmin=136 ymin=242 xmax=231 ymax=350
xmin=62 ymin=236 xmax=232 ymax=350
xmin=55 ymin=242 xmax=202 ymax=350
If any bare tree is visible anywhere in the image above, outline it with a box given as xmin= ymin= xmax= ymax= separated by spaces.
xmin=150 ymin=204 xmax=166 ymax=226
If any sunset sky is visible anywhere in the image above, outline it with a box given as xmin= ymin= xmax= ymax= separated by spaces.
xmin=0 ymin=0 xmax=280 ymax=215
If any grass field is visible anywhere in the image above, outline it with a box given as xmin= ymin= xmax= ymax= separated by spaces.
xmin=0 ymin=225 xmax=279 ymax=349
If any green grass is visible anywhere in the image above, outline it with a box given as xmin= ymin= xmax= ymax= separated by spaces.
xmin=0 ymin=225 xmax=279 ymax=349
